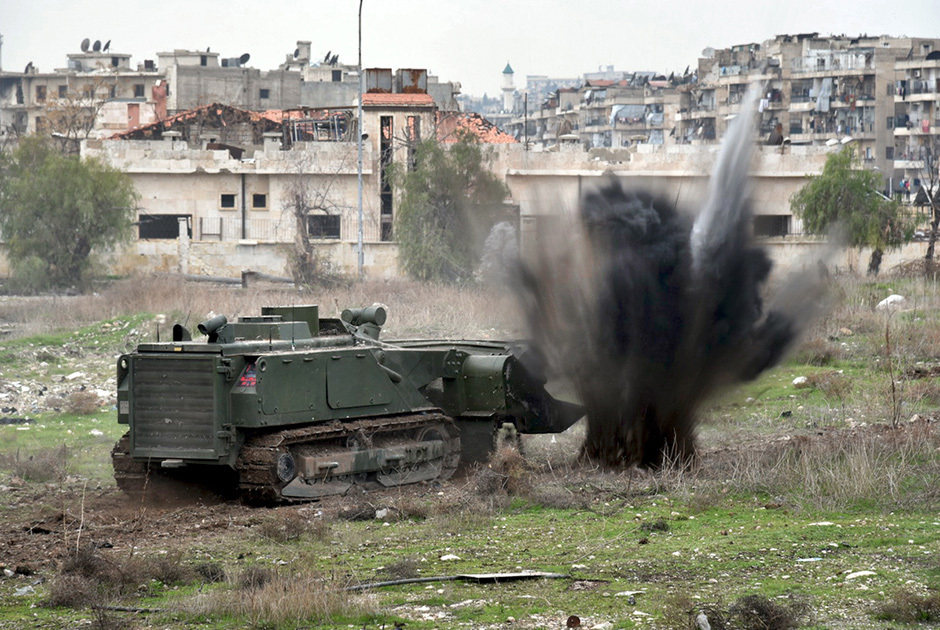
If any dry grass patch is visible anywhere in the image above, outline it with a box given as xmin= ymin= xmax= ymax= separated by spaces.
xmin=187 ymin=566 xmax=376 ymax=626
xmin=0 ymin=445 xmax=67 ymax=482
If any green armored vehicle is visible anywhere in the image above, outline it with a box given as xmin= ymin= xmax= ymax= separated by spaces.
xmin=113 ymin=305 xmax=582 ymax=501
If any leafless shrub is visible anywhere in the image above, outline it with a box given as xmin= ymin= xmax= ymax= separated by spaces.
xmin=383 ymin=556 xmax=420 ymax=580
xmin=44 ymin=573 xmax=97 ymax=608
xmin=876 ymin=590 xmax=940 ymax=623
xmin=237 ymin=565 xmax=275 ymax=591
xmin=793 ymin=337 xmax=843 ymax=366
xmin=46 ymin=546 xmax=197 ymax=609
xmin=0 ymin=446 xmax=67 ymax=482
xmin=728 ymin=594 xmax=808 ymax=630
xmin=255 ymin=510 xmax=328 ymax=543
xmin=472 ymin=445 xmax=533 ymax=497
xmin=193 ymin=561 xmax=226 ymax=583
xmin=65 ymin=390 xmax=102 ymax=415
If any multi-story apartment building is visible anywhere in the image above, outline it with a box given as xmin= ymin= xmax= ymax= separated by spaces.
xmin=0 ymin=45 xmax=164 ymax=146
xmin=503 ymin=33 xmax=940 ymax=205
xmin=0 ymin=40 xmax=461 ymax=146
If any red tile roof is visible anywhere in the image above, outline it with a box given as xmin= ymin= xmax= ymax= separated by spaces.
xmin=436 ymin=112 xmax=516 ymax=144
xmin=112 ymin=103 xmax=282 ymax=139
xmin=361 ymin=93 xmax=434 ymax=107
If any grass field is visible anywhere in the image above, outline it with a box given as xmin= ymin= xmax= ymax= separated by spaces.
xmin=0 ymin=274 xmax=939 ymax=629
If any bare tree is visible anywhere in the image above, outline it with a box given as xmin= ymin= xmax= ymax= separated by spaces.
xmin=44 ymin=72 xmax=117 ymax=154
xmin=918 ymin=137 xmax=940 ymax=262
xmin=280 ymin=144 xmax=359 ymax=286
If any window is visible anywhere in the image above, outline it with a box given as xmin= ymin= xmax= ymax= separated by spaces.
xmin=753 ymin=215 xmax=790 ymax=237
xmin=58 ymin=85 xmax=67 ymax=98
xmin=83 ymin=85 xmax=94 ymax=99
xmin=332 ymin=70 xmax=342 ymax=82
xmin=251 ymin=193 xmax=267 ymax=210
xmin=139 ymin=214 xmax=192 ymax=240
xmin=886 ymin=146 xmax=895 ymax=160
xmin=35 ymin=85 xmax=46 ymax=103
xmin=200 ymin=55 xmax=208 ymax=66
xmin=109 ymin=86 xmax=116 ymax=99
xmin=133 ymin=84 xmax=145 ymax=98
xmin=111 ymin=57 xmax=119 ymax=67
xmin=307 ymin=214 xmax=341 ymax=239
xmin=259 ymin=88 xmax=270 ymax=99
xmin=220 ymin=193 xmax=237 ymax=210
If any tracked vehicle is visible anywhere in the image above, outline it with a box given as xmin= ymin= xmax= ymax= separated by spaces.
xmin=113 ymin=305 xmax=582 ymax=501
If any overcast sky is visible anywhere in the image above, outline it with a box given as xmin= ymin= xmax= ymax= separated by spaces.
xmin=3 ymin=0 xmax=940 ymax=97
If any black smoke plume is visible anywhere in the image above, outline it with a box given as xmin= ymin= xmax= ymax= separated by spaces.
xmin=517 ymin=87 xmax=822 ymax=468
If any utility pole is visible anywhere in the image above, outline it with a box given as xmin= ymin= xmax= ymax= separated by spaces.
xmin=356 ymin=1 xmax=365 ymax=280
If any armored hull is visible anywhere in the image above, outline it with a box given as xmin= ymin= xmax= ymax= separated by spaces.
xmin=113 ymin=305 xmax=581 ymax=501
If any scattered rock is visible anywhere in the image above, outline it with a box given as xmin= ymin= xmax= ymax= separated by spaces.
xmin=792 ymin=376 xmax=809 ymax=388
xmin=694 ymin=612 xmax=712 ymax=630
xmin=439 ymin=554 xmax=460 ymax=562
xmin=876 ymin=294 xmax=905 ymax=310
xmin=65 ymin=372 xmax=85 ymax=381
xmin=845 ymin=570 xmax=876 ymax=580
xmin=838 ymin=327 xmax=853 ymax=336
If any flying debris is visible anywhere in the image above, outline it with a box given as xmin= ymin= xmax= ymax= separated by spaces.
xmin=517 ymin=84 xmax=824 ymax=468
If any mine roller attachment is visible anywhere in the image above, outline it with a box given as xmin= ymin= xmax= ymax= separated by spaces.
xmin=235 ymin=413 xmax=460 ymax=503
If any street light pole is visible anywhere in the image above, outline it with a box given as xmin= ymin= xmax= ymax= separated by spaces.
xmin=356 ymin=0 xmax=364 ymax=280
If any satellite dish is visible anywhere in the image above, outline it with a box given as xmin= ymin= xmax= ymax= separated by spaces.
xmin=239 ymin=53 xmax=250 ymax=65
xmin=81 ymin=38 xmax=90 ymax=53
xmin=24 ymin=62 xmax=33 ymax=74
xmin=93 ymin=40 xmax=101 ymax=52
xmin=927 ymin=50 xmax=940 ymax=61
xmin=103 ymin=40 xmax=111 ymax=52
xmin=293 ymin=48 xmax=300 ymax=59
xmin=324 ymin=50 xmax=331 ymax=63
xmin=330 ymin=54 xmax=339 ymax=65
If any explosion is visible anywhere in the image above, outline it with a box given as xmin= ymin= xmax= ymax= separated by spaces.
xmin=517 ymin=86 xmax=823 ymax=467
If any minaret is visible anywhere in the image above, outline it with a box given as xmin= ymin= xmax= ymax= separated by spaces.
xmin=501 ymin=62 xmax=515 ymax=113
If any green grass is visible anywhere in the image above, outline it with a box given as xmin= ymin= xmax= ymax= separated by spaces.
xmin=0 ymin=412 xmax=123 ymax=484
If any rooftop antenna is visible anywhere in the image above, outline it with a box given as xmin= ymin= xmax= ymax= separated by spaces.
xmin=93 ymin=40 xmax=101 ymax=52
xmin=103 ymin=40 xmax=111 ymax=52
xmin=80 ymin=38 xmax=90 ymax=53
